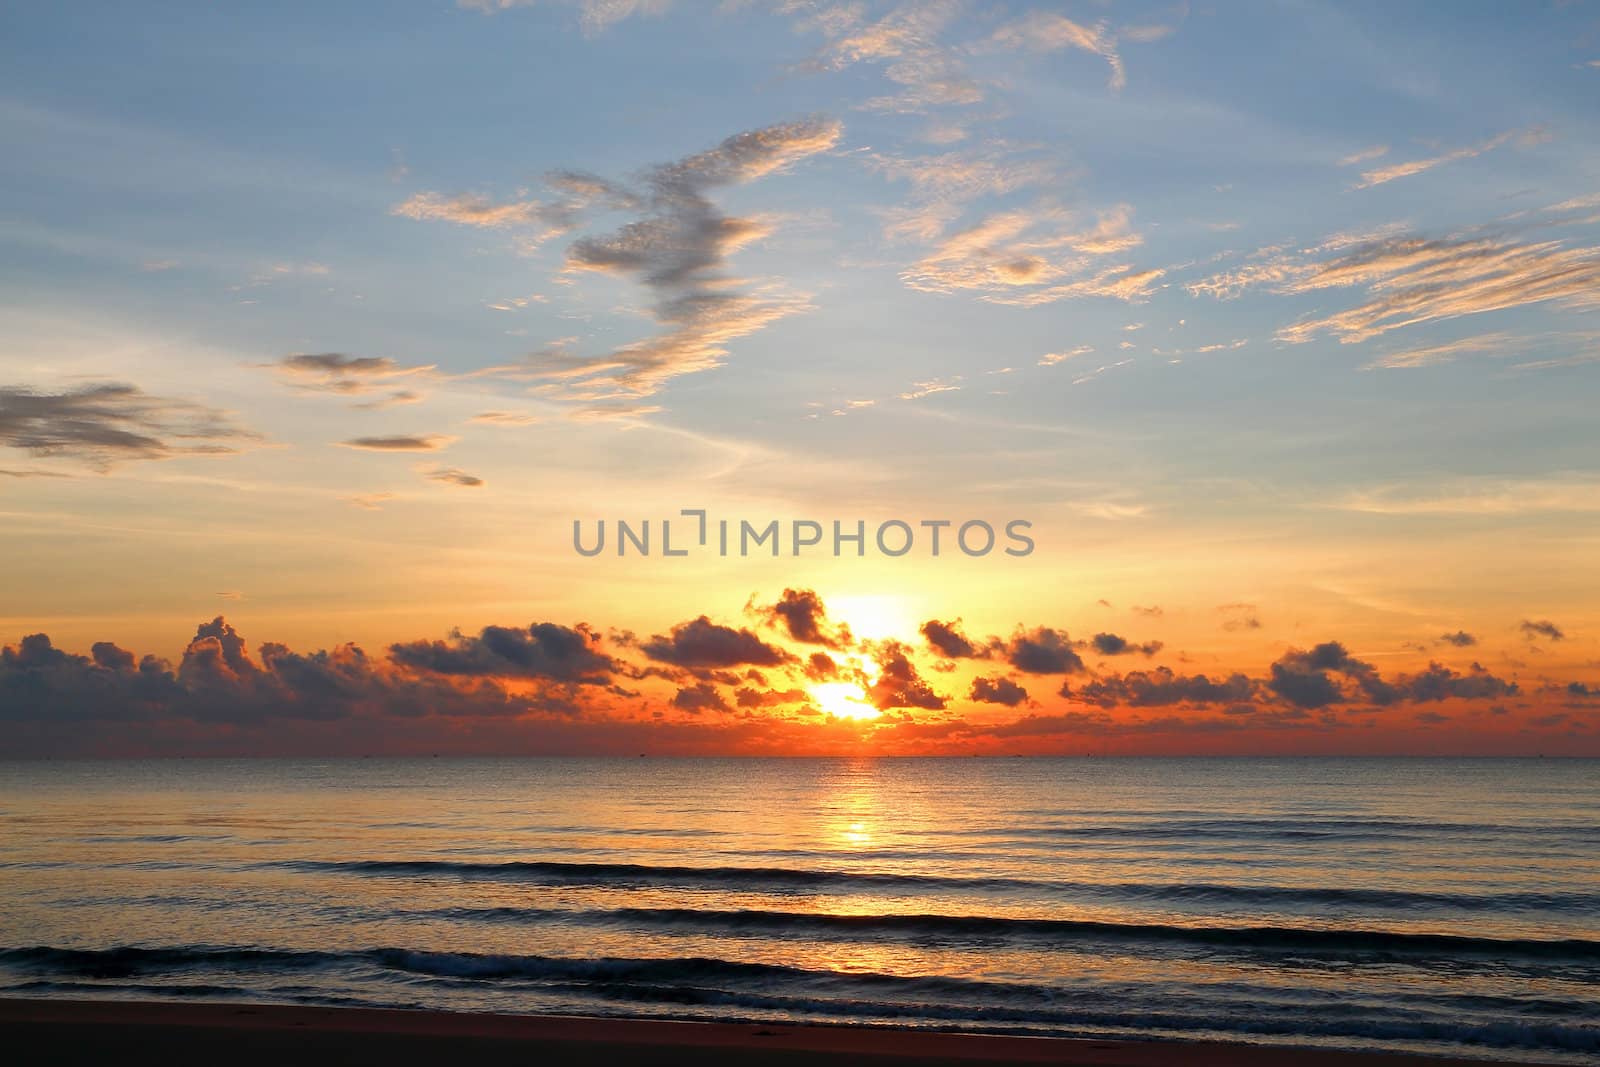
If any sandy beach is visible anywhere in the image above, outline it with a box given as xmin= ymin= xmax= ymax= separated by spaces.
xmin=0 ymin=999 xmax=1546 ymax=1066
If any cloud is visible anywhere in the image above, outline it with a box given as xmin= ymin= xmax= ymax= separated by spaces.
xmin=803 ymin=651 xmax=838 ymax=681
xmin=1353 ymin=128 xmax=1535 ymax=189
xmin=901 ymin=205 xmax=1153 ymax=304
xmin=989 ymin=265 xmax=1165 ymax=306
xmin=516 ymin=117 xmax=841 ymax=399
xmin=865 ymin=640 xmax=946 ymax=709
xmin=1520 ymin=619 xmax=1565 ymax=642
xmin=763 ymin=588 xmax=850 ymax=649
xmin=869 ymin=147 xmax=1062 ymax=243
xmin=389 ymin=622 xmax=615 ymax=682
xmin=338 ymin=435 xmax=457 ymax=452
xmin=1364 ymin=333 xmax=1513 ymax=369
xmin=970 ymin=675 xmax=1029 ymax=707
xmin=1192 ymin=230 xmax=1600 ymax=345
xmin=422 ymin=467 xmax=485 ymax=488
xmin=392 ymin=192 xmax=552 ymax=229
xmin=672 ymin=681 xmax=730 ymax=714
xmin=0 ymin=383 xmax=258 ymax=471
xmin=1039 ymin=346 xmax=1093 ymax=366
xmin=0 ymin=619 xmax=583 ymax=738
xmin=1334 ymin=476 xmax=1600 ymax=516
xmin=469 ymin=411 xmax=539 ymax=426
xmin=1439 ymin=631 xmax=1477 ymax=647
xmin=989 ymin=11 xmax=1124 ymax=91
xmin=641 ymin=616 xmax=793 ymax=669
xmin=1368 ymin=329 xmax=1600 ymax=373
xmin=1337 ymin=145 xmax=1389 ymax=167
xmin=394 ymin=168 xmax=637 ymax=254
xmin=270 ymin=353 xmax=435 ymax=403
xmin=921 ymin=619 xmax=979 ymax=659
xmin=898 ymin=377 xmax=962 ymax=400
xmin=734 ymin=685 xmax=808 ymax=709
xmin=458 ymin=0 xmax=669 ymax=35
xmin=1068 ymin=667 xmax=1255 ymax=708
xmin=1268 ymin=641 xmax=1391 ymax=709
xmin=0 ymin=468 xmax=71 ymax=479
xmin=1091 ymin=632 xmax=1164 ymax=657
xmin=1070 ymin=647 xmax=1516 ymax=714
xmin=1397 ymin=662 xmax=1518 ymax=703
xmin=810 ymin=0 xmax=982 ymax=113
xmin=0 ymin=602 xmax=1562 ymax=757
xmin=1219 ymin=604 xmax=1262 ymax=631
xmin=1004 ymin=627 xmax=1085 ymax=675
xmin=346 ymin=492 xmax=395 ymax=511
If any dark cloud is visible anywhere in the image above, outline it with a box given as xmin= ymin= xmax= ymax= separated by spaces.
xmin=0 ymin=383 xmax=257 ymax=470
xmin=1004 ymin=627 xmax=1084 ymax=675
xmin=1521 ymin=619 xmax=1566 ymax=642
xmin=920 ymin=618 xmax=980 ymax=659
xmin=1 ymin=620 xmax=551 ymax=732
xmin=672 ymin=681 xmax=730 ymax=714
xmin=1395 ymin=662 xmax=1518 ymax=703
xmin=1068 ymin=668 xmax=1255 ymax=708
xmin=271 ymin=354 xmax=435 ymax=408
xmin=764 ymin=588 xmax=849 ymax=648
xmin=538 ymin=118 xmax=842 ymax=398
xmin=970 ymin=675 xmax=1029 ymax=707
xmin=1091 ymin=632 xmax=1163 ymax=657
xmin=1439 ymin=631 xmax=1477 ymax=647
xmin=803 ymin=651 xmax=838 ymax=681
xmin=734 ymin=686 xmax=809 ymax=709
xmin=1268 ymin=642 xmax=1393 ymax=709
xmin=338 ymin=435 xmax=456 ymax=452
xmin=641 ymin=616 xmax=793 ymax=669
xmin=865 ymin=641 xmax=946 ymax=710
xmin=389 ymin=622 xmax=614 ymax=683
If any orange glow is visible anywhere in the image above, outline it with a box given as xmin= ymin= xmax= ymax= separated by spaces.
xmin=811 ymin=681 xmax=881 ymax=721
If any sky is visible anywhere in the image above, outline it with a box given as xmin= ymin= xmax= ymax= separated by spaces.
xmin=2 ymin=0 xmax=1599 ymax=756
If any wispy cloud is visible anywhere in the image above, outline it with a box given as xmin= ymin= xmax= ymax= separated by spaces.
xmin=532 ymin=117 xmax=841 ymax=399
xmin=1334 ymin=476 xmax=1600 ymax=515
xmin=422 ymin=466 xmax=485 ymax=487
xmin=458 ymin=0 xmax=669 ymax=36
xmin=1191 ymin=229 xmax=1600 ymax=344
xmin=1363 ymin=332 xmax=1513 ymax=369
xmin=808 ymin=0 xmax=982 ymax=113
xmin=469 ymin=411 xmax=539 ymax=426
xmin=0 ymin=383 xmax=259 ymax=471
xmin=988 ymin=11 xmax=1125 ymax=91
xmin=1039 ymin=346 xmax=1093 ymax=367
xmin=337 ymin=434 xmax=457 ymax=452
xmin=1353 ymin=128 xmax=1541 ymax=189
xmin=1337 ymin=144 xmax=1389 ymax=167
xmin=900 ymin=204 xmax=1157 ymax=304
xmin=899 ymin=377 xmax=962 ymax=400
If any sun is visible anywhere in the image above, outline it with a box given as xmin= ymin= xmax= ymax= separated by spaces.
xmin=810 ymin=681 xmax=881 ymax=721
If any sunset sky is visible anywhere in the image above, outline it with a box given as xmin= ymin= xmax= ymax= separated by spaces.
xmin=3 ymin=1 xmax=1599 ymax=756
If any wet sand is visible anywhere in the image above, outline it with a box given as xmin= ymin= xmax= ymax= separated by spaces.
xmin=0 ymin=998 xmax=1542 ymax=1066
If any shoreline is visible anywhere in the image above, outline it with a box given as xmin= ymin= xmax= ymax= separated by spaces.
xmin=0 ymin=998 xmax=1552 ymax=1066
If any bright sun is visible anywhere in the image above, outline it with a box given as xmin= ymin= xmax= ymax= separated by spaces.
xmin=810 ymin=681 xmax=881 ymax=721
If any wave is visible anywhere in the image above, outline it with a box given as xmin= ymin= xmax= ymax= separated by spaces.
xmin=273 ymin=858 xmax=1600 ymax=912
xmin=4 ymin=944 xmax=1597 ymax=1055
xmin=427 ymin=905 xmax=1600 ymax=961
xmin=936 ymin=818 xmax=1600 ymax=842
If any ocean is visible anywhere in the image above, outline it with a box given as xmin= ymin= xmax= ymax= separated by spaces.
xmin=1 ymin=757 xmax=1596 ymax=1062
